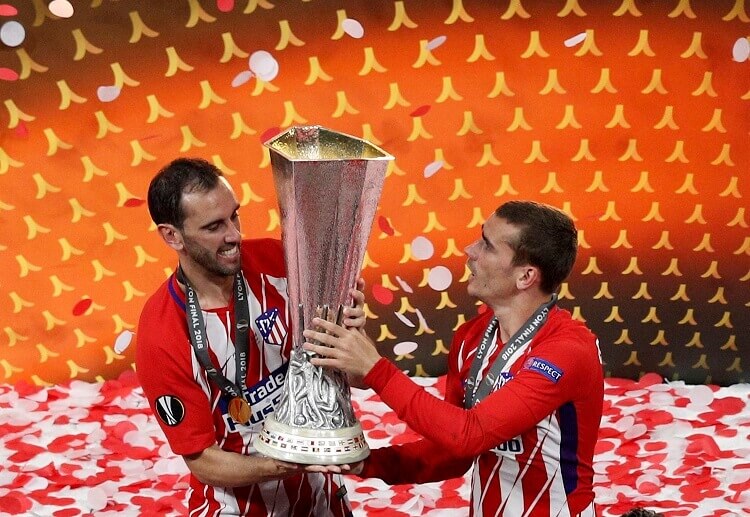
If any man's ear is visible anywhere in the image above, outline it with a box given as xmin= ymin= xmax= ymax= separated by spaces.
xmin=157 ymin=224 xmax=184 ymax=251
xmin=516 ymin=265 xmax=540 ymax=290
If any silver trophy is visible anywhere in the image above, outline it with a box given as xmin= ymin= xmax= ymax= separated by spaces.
xmin=254 ymin=125 xmax=393 ymax=464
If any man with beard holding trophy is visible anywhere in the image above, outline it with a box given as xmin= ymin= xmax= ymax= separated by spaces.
xmin=136 ymin=154 xmax=371 ymax=516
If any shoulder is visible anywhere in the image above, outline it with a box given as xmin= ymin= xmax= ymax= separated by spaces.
xmin=240 ymin=238 xmax=285 ymax=276
xmin=531 ymin=307 xmax=601 ymax=374
xmin=136 ymin=277 xmax=185 ymax=359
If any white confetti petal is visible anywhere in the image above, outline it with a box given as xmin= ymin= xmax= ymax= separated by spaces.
xmin=249 ymin=50 xmax=278 ymax=81
xmin=427 ymin=265 xmax=452 ymax=291
xmin=86 ymin=487 xmax=109 ymax=511
xmin=114 ymin=330 xmax=134 ymax=354
xmin=394 ymin=275 xmax=413 ymax=293
xmin=394 ymin=311 xmax=415 ymax=328
xmin=0 ymin=21 xmax=25 ymax=47
xmin=97 ymin=85 xmax=121 ymax=103
xmin=393 ymin=341 xmax=418 ymax=356
xmin=623 ymin=423 xmax=648 ymax=440
xmin=426 ymin=35 xmax=447 ymax=50
xmin=256 ymin=58 xmax=278 ymax=82
xmin=732 ymin=37 xmax=750 ymax=63
xmin=49 ymin=0 xmax=74 ymax=18
xmin=564 ymin=32 xmax=587 ymax=48
xmin=341 ymin=18 xmax=364 ymax=39
xmin=423 ymin=160 xmax=443 ymax=178
xmin=411 ymin=236 xmax=434 ymax=260
xmin=231 ymin=70 xmax=254 ymax=87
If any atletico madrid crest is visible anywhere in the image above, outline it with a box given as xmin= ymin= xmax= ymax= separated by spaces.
xmin=255 ymin=308 xmax=287 ymax=346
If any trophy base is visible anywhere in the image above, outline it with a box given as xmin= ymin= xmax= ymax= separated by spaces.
xmin=254 ymin=415 xmax=370 ymax=465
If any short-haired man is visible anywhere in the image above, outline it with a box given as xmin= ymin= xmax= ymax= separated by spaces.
xmin=136 ymin=157 xmax=363 ymax=516
xmin=305 ymin=200 xmax=604 ymax=516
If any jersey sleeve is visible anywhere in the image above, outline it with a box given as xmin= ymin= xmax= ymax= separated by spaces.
xmin=364 ymin=324 xmax=600 ymax=459
xmin=359 ymin=320 xmax=476 ymax=484
xmin=135 ymin=286 xmax=217 ymax=457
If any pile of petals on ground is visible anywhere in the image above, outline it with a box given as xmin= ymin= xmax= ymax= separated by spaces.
xmin=0 ymin=371 xmax=748 ymax=516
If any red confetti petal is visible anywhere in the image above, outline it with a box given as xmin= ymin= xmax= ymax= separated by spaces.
xmin=410 ymin=104 xmax=431 ymax=117
xmin=0 ymin=491 xmax=33 ymax=514
xmin=0 ymin=67 xmax=18 ymax=81
xmin=15 ymin=121 xmax=28 ymax=137
xmin=372 ymin=284 xmax=394 ymax=305
xmin=123 ymin=198 xmax=145 ymax=207
xmin=72 ymin=298 xmax=93 ymax=316
xmin=0 ymin=4 xmax=18 ymax=16
xmin=377 ymin=215 xmax=394 ymax=236
xmin=216 ymin=0 xmax=234 ymax=12
xmin=260 ymin=127 xmax=281 ymax=143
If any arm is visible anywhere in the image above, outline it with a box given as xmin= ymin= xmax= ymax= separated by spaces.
xmin=304 ymin=319 xmax=589 ymax=458
xmin=184 ymin=444 xmax=303 ymax=487
xmin=361 ymin=439 xmax=473 ymax=484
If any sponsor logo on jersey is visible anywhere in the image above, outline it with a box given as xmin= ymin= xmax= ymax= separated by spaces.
xmin=222 ymin=362 xmax=289 ymax=431
xmin=255 ymin=308 xmax=287 ymax=346
xmin=155 ymin=395 xmax=185 ymax=426
xmin=523 ymin=356 xmax=563 ymax=383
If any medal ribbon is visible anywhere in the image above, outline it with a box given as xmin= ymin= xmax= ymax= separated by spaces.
xmin=178 ymin=266 xmax=251 ymax=408
xmin=463 ymin=294 xmax=558 ymax=409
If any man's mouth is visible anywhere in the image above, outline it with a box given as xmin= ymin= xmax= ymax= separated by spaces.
xmin=218 ymin=246 xmax=239 ymax=258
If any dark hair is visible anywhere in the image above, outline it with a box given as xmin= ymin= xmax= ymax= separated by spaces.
xmin=621 ymin=508 xmax=664 ymax=517
xmin=495 ymin=200 xmax=578 ymax=294
xmin=147 ymin=158 xmax=223 ymax=228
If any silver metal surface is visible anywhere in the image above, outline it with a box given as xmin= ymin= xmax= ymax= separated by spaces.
xmin=254 ymin=125 xmax=393 ymax=464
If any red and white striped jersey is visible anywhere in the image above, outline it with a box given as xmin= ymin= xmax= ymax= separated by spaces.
xmin=363 ymin=306 xmax=603 ymax=517
xmin=136 ymin=239 xmax=352 ymax=516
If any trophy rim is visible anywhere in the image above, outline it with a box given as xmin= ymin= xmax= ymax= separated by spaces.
xmin=262 ymin=124 xmax=394 ymax=162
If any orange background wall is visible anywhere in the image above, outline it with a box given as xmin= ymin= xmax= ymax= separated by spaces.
xmin=0 ymin=0 xmax=747 ymax=387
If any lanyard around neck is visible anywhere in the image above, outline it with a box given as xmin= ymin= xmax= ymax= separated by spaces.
xmin=177 ymin=265 xmax=250 ymax=401
xmin=463 ymin=294 xmax=557 ymax=409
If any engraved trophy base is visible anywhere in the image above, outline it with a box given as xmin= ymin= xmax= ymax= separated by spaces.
xmin=254 ymin=414 xmax=370 ymax=465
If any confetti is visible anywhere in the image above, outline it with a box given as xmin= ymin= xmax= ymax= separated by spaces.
xmin=394 ymin=312 xmax=415 ymax=328
xmin=426 ymin=36 xmax=446 ymax=50
xmin=732 ymin=37 xmax=749 ymax=63
xmin=113 ymin=331 xmax=134 ymax=354
xmin=231 ymin=69 xmax=253 ymax=87
xmin=393 ymin=341 xmax=418 ymax=356
xmin=0 ymin=4 xmax=18 ymax=16
xmin=342 ymin=18 xmax=364 ymax=39
xmin=423 ymin=161 xmax=443 ymax=179
xmin=372 ymin=284 xmax=394 ymax=305
xmin=427 ymin=265 xmax=452 ymax=291
xmin=248 ymin=50 xmax=279 ymax=82
xmin=216 ymin=0 xmax=234 ymax=13
xmin=49 ymin=0 xmax=74 ymax=18
xmin=564 ymin=32 xmax=587 ymax=48
xmin=97 ymin=85 xmax=121 ymax=103
xmin=411 ymin=236 xmax=434 ymax=260
xmin=377 ymin=215 xmax=395 ymax=236
xmin=72 ymin=298 xmax=93 ymax=316
xmin=0 ymin=66 xmax=18 ymax=80
xmin=0 ymin=20 xmax=25 ymax=47
xmin=0 ymin=351 xmax=747 ymax=516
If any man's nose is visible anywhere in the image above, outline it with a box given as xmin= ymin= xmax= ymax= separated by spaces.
xmin=226 ymin=221 xmax=241 ymax=241
xmin=465 ymin=240 xmax=478 ymax=258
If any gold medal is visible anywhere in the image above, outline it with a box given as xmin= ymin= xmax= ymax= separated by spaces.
xmin=228 ymin=397 xmax=251 ymax=424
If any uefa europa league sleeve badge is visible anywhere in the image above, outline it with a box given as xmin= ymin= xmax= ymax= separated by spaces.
xmin=253 ymin=125 xmax=393 ymax=464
